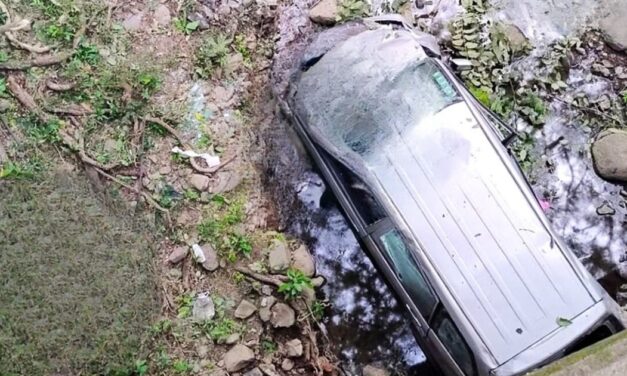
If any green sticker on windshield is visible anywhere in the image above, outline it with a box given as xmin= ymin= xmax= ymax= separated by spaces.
xmin=432 ymin=71 xmax=456 ymax=99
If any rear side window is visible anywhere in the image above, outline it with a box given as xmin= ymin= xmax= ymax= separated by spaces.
xmin=433 ymin=310 xmax=477 ymax=376
xmin=379 ymin=230 xmax=437 ymax=318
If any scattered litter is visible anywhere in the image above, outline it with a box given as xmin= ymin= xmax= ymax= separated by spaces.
xmin=172 ymin=146 xmax=220 ymax=167
xmin=192 ymin=243 xmax=207 ymax=263
xmin=556 ymin=317 xmax=572 ymax=327
xmin=539 ymin=199 xmax=551 ymax=212
xmin=596 ymin=202 xmax=616 ymax=216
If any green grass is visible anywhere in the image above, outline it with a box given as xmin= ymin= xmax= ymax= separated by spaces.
xmin=0 ymin=170 xmax=159 ymax=375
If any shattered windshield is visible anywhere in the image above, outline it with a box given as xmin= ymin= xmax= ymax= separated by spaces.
xmin=342 ymin=60 xmax=461 ymax=159
xmin=293 ymin=29 xmax=462 ymax=171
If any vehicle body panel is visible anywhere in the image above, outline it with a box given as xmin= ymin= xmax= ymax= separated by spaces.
xmin=283 ymin=20 xmax=623 ymax=375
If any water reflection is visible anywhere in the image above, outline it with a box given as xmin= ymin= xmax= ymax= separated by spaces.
xmin=292 ymin=172 xmax=430 ymax=375
xmin=532 ymin=71 xmax=627 ymax=286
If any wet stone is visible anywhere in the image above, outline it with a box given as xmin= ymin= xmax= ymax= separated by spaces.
xmin=363 ymin=364 xmax=390 ymax=376
xmin=596 ymin=202 xmax=616 ymax=216
xmin=234 ymin=299 xmax=257 ymax=319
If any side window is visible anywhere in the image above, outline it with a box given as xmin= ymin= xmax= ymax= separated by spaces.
xmin=379 ymin=229 xmax=437 ymax=318
xmin=433 ymin=309 xmax=477 ymax=376
xmin=319 ymin=149 xmax=385 ymax=225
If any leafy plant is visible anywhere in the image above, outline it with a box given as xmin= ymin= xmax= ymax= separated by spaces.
xmin=75 ymin=43 xmax=100 ymax=65
xmin=20 ymin=117 xmax=62 ymax=144
xmin=261 ymin=339 xmax=278 ymax=354
xmin=518 ymin=93 xmax=547 ymax=126
xmin=469 ymin=86 xmax=491 ymax=107
xmin=197 ymin=317 xmax=240 ymax=342
xmin=173 ymin=18 xmax=199 ymax=35
xmin=0 ymin=160 xmax=40 ymax=180
xmin=135 ymin=72 xmax=161 ymax=99
xmin=0 ymin=51 xmax=8 ymax=63
xmin=151 ymin=319 xmax=172 ymax=335
xmin=195 ymin=34 xmax=230 ymax=77
xmin=172 ymin=359 xmax=192 ymax=373
xmin=184 ymin=188 xmax=200 ymax=201
xmin=134 ymin=360 xmax=148 ymax=376
xmin=176 ymin=293 xmax=194 ymax=318
xmin=336 ymin=0 xmax=370 ymax=22
xmin=278 ymin=269 xmax=313 ymax=300
xmin=229 ymin=233 xmax=252 ymax=258
xmin=311 ymin=300 xmax=326 ymax=320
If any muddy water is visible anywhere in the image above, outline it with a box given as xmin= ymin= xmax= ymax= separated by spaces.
xmin=270 ymin=0 xmax=626 ymax=374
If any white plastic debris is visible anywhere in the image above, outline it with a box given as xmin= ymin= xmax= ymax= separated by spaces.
xmin=191 ymin=244 xmax=206 ymax=263
xmin=171 ymin=147 xmax=220 ymax=168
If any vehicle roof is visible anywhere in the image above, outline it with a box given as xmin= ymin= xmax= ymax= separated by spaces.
xmin=290 ymin=26 xmax=599 ymax=364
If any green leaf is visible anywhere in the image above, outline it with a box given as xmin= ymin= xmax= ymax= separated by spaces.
xmin=556 ymin=317 xmax=572 ymax=327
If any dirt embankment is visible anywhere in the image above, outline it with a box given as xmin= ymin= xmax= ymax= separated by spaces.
xmin=0 ymin=1 xmax=336 ymax=375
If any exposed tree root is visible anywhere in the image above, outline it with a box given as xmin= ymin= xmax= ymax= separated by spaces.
xmin=233 ymin=266 xmax=288 ymax=286
xmin=46 ymin=104 xmax=93 ymax=116
xmin=0 ymin=52 xmax=72 ymax=71
xmin=6 ymin=74 xmax=50 ymax=122
xmin=91 ymin=166 xmax=171 ymax=218
xmin=0 ymin=1 xmax=52 ymax=54
xmin=46 ymin=80 xmax=76 ymax=92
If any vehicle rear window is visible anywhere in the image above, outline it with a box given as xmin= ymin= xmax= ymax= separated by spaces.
xmin=379 ymin=230 xmax=437 ymax=317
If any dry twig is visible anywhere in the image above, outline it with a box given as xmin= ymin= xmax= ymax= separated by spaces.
xmin=233 ymin=266 xmax=287 ymax=286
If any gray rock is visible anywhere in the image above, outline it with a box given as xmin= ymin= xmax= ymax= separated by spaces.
xmin=363 ymin=364 xmax=390 ymax=376
xmin=270 ymin=303 xmax=296 ymax=328
xmin=211 ymin=170 xmax=243 ymax=194
xmin=188 ymin=11 xmax=210 ymax=30
xmin=309 ymin=0 xmax=338 ymax=26
xmin=497 ymin=22 xmax=529 ymax=56
xmin=197 ymin=344 xmax=210 ymax=358
xmin=190 ymin=174 xmax=210 ymax=191
xmin=244 ymin=368 xmax=263 ymax=376
xmin=234 ymin=299 xmax=257 ymax=319
xmin=223 ymin=344 xmax=255 ymax=372
xmin=259 ymin=363 xmax=280 ymax=376
xmin=259 ymin=296 xmax=276 ymax=322
xmin=281 ymin=358 xmax=294 ymax=371
xmin=209 ymin=369 xmax=228 ymax=376
xmin=154 ymin=4 xmax=171 ymax=26
xmin=596 ymin=202 xmax=616 ymax=216
xmin=122 ymin=12 xmax=144 ymax=31
xmin=225 ymin=333 xmax=241 ymax=345
xmin=592 ymin=129 xmax=627 ymax=182
xmin=261 ymin=285 xmax=273 ymax=296
xmin=285 ymin=339 xmax=303 ymax=358
xmin=291 ymin=244 xmax=316 ymax=277
xmin=600 ymin=2 xmax=627 ymax=51
xmin=268 ymin=240 xmax=290 ymax=273
xmin=192 ymin=293 xmax=216 ymax=321
xmin=201 ymin=243 xmax=219 ymax=271
xmin=168 ymin=245 xmax=188 ymax=264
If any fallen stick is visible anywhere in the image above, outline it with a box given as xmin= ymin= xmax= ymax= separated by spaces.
xmin=46 ymin=80 xmax=75 ymax=92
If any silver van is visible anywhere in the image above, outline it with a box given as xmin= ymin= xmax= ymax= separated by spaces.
xmin=280 ymin=18 xmax=625 ymax=376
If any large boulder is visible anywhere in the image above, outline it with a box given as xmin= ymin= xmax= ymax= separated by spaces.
xmin=309 ymin=0 xmax=338 ymax=26
xmin=591 ymin=129 xmax=627 ymax=182
xmin=223 ymin=344 xmax=255 ymax=372
xmin=599 ymin=1 xmax=627 ymax=52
